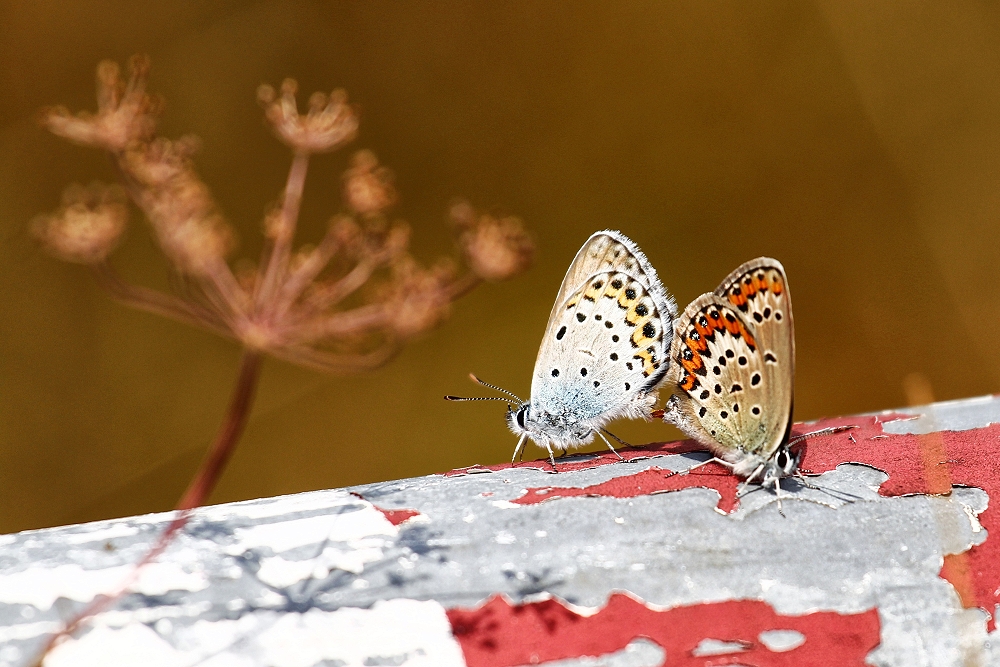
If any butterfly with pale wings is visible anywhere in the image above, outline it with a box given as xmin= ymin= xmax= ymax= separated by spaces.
xmin=662 ymin=257 xmax=847 ymax=506
xmin=448 ymin=230 xmax=677 ymax=468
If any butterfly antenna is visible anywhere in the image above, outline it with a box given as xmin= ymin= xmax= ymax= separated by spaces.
xmin=601 ymin=429 xmax=632 ymax=448
xmin=444 ymin=396 xmax=515 ymax=403
xmin=787 ymin=425 xmax=857 ymax=448
xmin=468 ymin=374 xmax=525 ymax=406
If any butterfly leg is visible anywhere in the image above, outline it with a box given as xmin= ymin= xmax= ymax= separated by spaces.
xmin=511 ymin=433 xmax=528 ymax=466
xmin=668 ymin=457 xmax=733 ymax=478
xmin=736 ymin=463 xmax=766 ymax=498
xmin=595 ymin=430 xmax=625 ymax=461
xmin=774 ymin=478 xmax=786 ymax=518
xmin=544 ymin=442 xmax=559 ymax=470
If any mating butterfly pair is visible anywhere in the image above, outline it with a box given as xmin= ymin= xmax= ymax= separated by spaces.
xmin=448 ymin=230 xmax=797 ymax=494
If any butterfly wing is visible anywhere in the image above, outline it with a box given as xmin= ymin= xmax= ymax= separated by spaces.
xmin=665 ymin=258 xmax=793 ymax=461
xmin=529 ymin=230 xmax=676 ymax=438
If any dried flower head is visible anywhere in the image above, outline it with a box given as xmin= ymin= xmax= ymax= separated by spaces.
xmin=42 ymin=55 xmax=159 ymax=152
xmin=344 ymin=150 xmax=397 ymax=217
xmin=452 ymin=201 xmax=534 ymax=281
xmin=385 ymin=257 xmax=455 ymax=338
xmin=258 ymin=79 xmax=358 ymax=154
xmin=32 ymin=183 xmax=127 ymax=264
xmin=121 ymin=136 xmax=201 ymax=188
xmin=30 ymin=56 xmax=535 ymax=666
xmin=35 ymin=56 xmax=533 ymax=371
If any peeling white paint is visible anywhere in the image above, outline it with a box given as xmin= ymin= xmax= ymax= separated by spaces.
xmin=691 ymin=637 xmax=749 ymax=656
xmin=46 ymin=624 xmax=187 ymax=667
xmin=0 ymin=561 xmax=208 ymax=610
xmin=255 ymin=541 xmax=387 ymax=588
xmin=0 ymin=620 xmax=60 ymax=644
xmin=62 ymin=523 xmax=140 ymax=545
xmin=227 ymin=505 xmax=396 ymax=554
xmin=758 ymin=629 xmax=805 ymax=652
xmin=44 ymin=600 xmax=465 ymax=667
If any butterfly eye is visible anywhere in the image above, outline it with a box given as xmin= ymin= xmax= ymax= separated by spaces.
xmin=516 ymin=407 xmax=527 ymax=429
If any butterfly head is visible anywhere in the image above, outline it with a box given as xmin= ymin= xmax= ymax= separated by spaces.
xmin=506 ymin=403 xmax=531 ymax=436
xmin=760 ymin=443 xmax=801 ymax=488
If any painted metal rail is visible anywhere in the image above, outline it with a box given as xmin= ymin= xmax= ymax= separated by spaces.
xmin=3 ymin=395 xmax=1000 ymax=666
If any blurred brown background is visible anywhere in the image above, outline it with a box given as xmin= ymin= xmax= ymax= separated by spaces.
xmin=1 ymin=1 xmax=998 ymax=533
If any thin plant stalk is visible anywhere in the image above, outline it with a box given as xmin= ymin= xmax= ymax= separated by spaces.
xmin=33 ymin=349 xmax=263 ymax=664
xmin=30 ymin=57 xmax=534 ymax=664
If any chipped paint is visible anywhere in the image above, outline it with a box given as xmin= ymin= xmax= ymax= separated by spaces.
xmin=46 ymin=600 xmax=465 ymax=667
xmin=4 ymin=396 xmax=1000 ymax=666
xmin=0 ymin=561 xmax=209 ymax=610
xmin=447 ymin=594 xmax=880 ymax=666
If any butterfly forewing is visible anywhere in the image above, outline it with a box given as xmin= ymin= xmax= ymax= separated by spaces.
xmin=530 ymin=231 xmax=676 ymax=423
xmin=667 ymin=258 xmax=793 ymax=460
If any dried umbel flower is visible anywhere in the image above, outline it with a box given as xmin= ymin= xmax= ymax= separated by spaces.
xmin=258 ymin=79 xmax=358 ymax=154
xmin=452 ymin=201 xmax=534 ymax=281
xmin=385 ymin=257 xmax=456 ymax=338
xmin=42 ymin=55 xmax=159 ymax=152
xmin=31 ymin=57 xmax=533 ymax=664
xmin=121 ymin=136 xmax=202 ymax=188
xmin=32 ymin=183 xmax=127 ymax=264
xmin=344 ymin=150 xmax=397 ymax=217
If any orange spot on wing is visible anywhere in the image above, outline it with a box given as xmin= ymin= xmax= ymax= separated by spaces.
xmin=771 ymin=275 xmax=784 ymax=295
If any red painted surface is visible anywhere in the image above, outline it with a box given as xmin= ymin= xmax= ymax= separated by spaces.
xmin=796 ymin=415 xmax=1000 ymax=629
xmin=513 ymin=463 xmax=741 ymax=512
xmin=474 ymin=414 xmax=1000 ymax=630
xmin=447 ymin=593 xmax=881 ymax=667
xmin=350 ymin=492 xmax=422 ymax=526
xmin=376 ymin=507 xmax=421 ymax=526
xmin=445 ymin=441 xmax=704 ymax=477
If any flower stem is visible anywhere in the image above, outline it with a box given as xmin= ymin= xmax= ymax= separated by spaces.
xmin=32 ymin=348 xmax=263 ymax=665
xmin=177 ymin=349 xmax=263 ymax=510
xmin=257 ymin=151 xmax=310 ymax=311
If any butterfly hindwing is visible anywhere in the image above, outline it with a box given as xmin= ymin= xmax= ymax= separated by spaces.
xmin=667 ymin=258 xmax=793 ymax=461
xmin=530 ymin=231 xmax=676 ymax=428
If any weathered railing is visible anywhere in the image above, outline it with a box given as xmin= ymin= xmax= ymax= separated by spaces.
xmin=3 ymin=395 xmax=1000 ymax=666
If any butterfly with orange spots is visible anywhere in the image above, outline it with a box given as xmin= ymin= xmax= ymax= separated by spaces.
xmin=662 ymin=258 xmax=800 ymax=499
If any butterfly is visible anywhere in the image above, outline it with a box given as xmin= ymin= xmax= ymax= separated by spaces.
xmin=447 ymin=230 xmax=676 ymax=467
xmin=661 ymin=257 xmax=803 ymax=499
